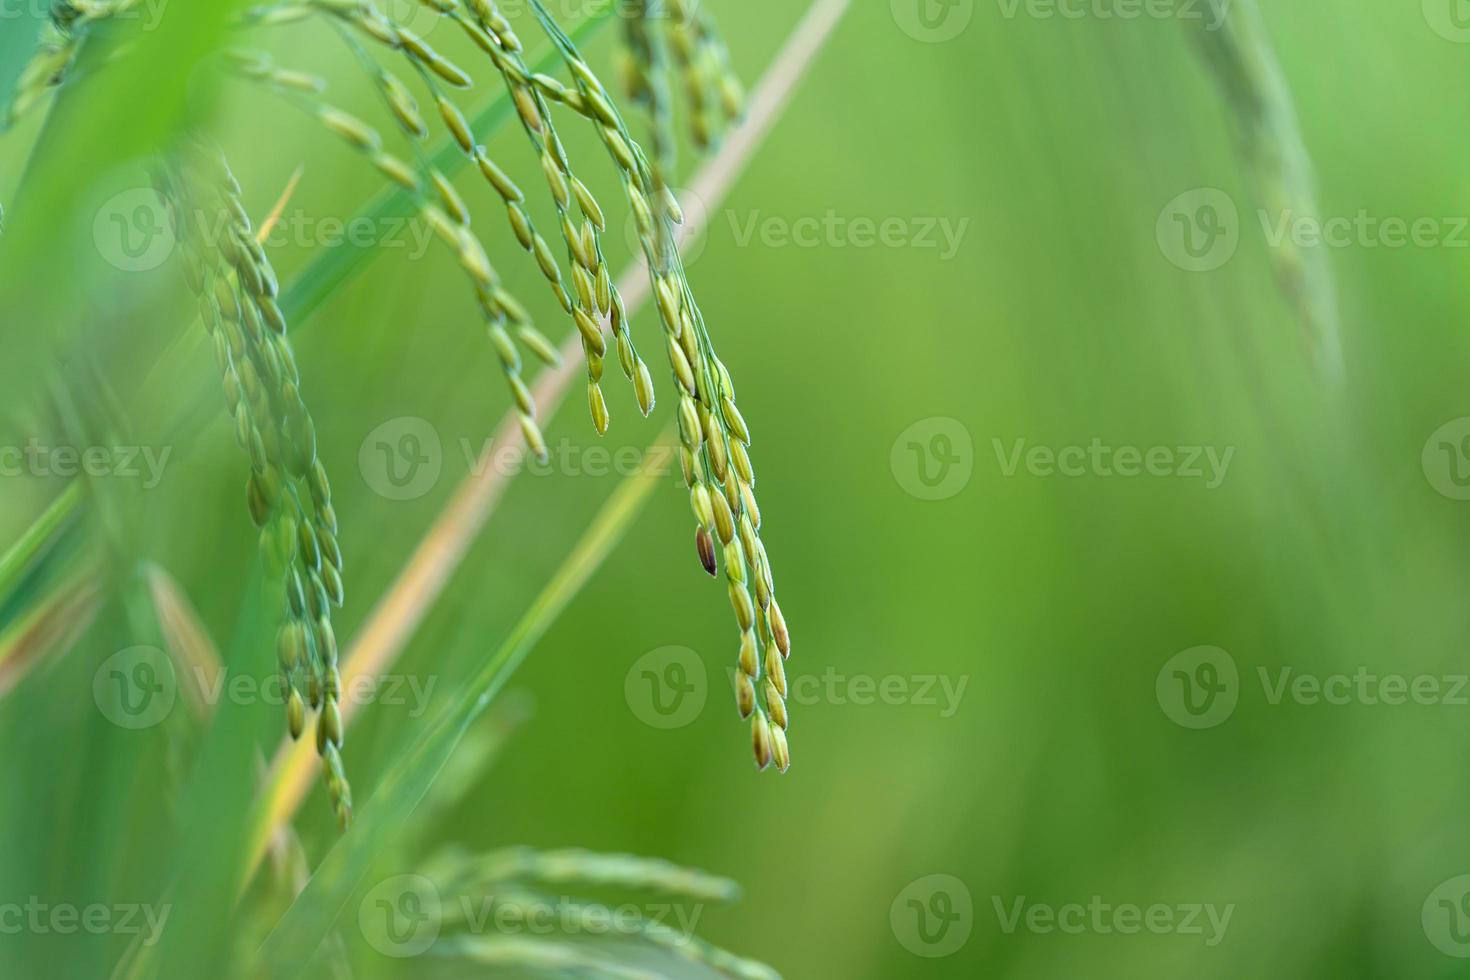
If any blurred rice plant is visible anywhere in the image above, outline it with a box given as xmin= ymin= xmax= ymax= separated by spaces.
xmin=0 ymin=1 xmax=847 ymax=977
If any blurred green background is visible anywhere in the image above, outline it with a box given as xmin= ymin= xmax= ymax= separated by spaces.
xmin=7 ymin=0 xmax=1470 ymax=976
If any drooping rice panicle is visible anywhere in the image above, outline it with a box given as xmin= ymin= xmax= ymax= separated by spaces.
xmin=619 ymin=0 xmax=743 ymax=194
xmin=663 ymin=0 xmax=744 ymax=152
xmin=619 ymin=0 xmax=677 ymax=190
xmin=296 ymin=2 xmax=584 ymax=331
xmin=526 ymin=0 xmax=791 ymax=772
xmin=4 ymin=16 xmax=82 ymax=131
xmin=162 ymin=141 xmax=352 ymax=827
xmin=443 ymin=0 xmax=659 ymax=431
xmin=1190 ymin=0 xmax=1343 ymax=385
xmin=226 ymin=44 xmax=561 ymax=459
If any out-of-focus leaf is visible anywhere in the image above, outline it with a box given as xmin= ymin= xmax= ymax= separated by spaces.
xmin=256 ymin=436 xmax=669 ymax=977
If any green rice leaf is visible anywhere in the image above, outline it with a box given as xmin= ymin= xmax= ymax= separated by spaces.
xmin=256 ymin=439 xmax=668 ymax=976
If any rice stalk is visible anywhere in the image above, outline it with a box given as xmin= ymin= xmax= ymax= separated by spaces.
xmin=162 ymin=140 xmax=353 ymax=828
xmin=528 ymin=0 xmax=792 ymax=771
xmin=0 ymin=0 xmax=165 ymax=132
xmin=248 ymin=3 xmax=843 ymax=832
xmin=2 ymin=6 xmax=86 ymax=131
xmin=438 ymin=0 xmax=658 ymax=431
xmin=0 ymin=9 xmax=625 ymax=629
xmin=663 ymin=0 xmax=744 ymax=152
xmin=229 ymin=40 xmax=562 ymax=458
xmin=253 ymin=430 xmax=669 ymax=972
xmin=620 ymin=0 xmax=676 ymax=188
xmin=1191 ymin=0 xmax=1344 ymax=385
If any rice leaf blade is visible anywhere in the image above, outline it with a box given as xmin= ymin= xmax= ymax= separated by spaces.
xmin=256 ymin=444 xmax=667 ymax=976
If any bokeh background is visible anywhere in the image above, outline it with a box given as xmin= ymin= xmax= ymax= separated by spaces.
xmin=7 ymin=0 xmax=1470 ymax=976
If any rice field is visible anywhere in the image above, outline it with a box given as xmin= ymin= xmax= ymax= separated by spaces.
xmin=3 ymin=1 xmax=1470 ymax=977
